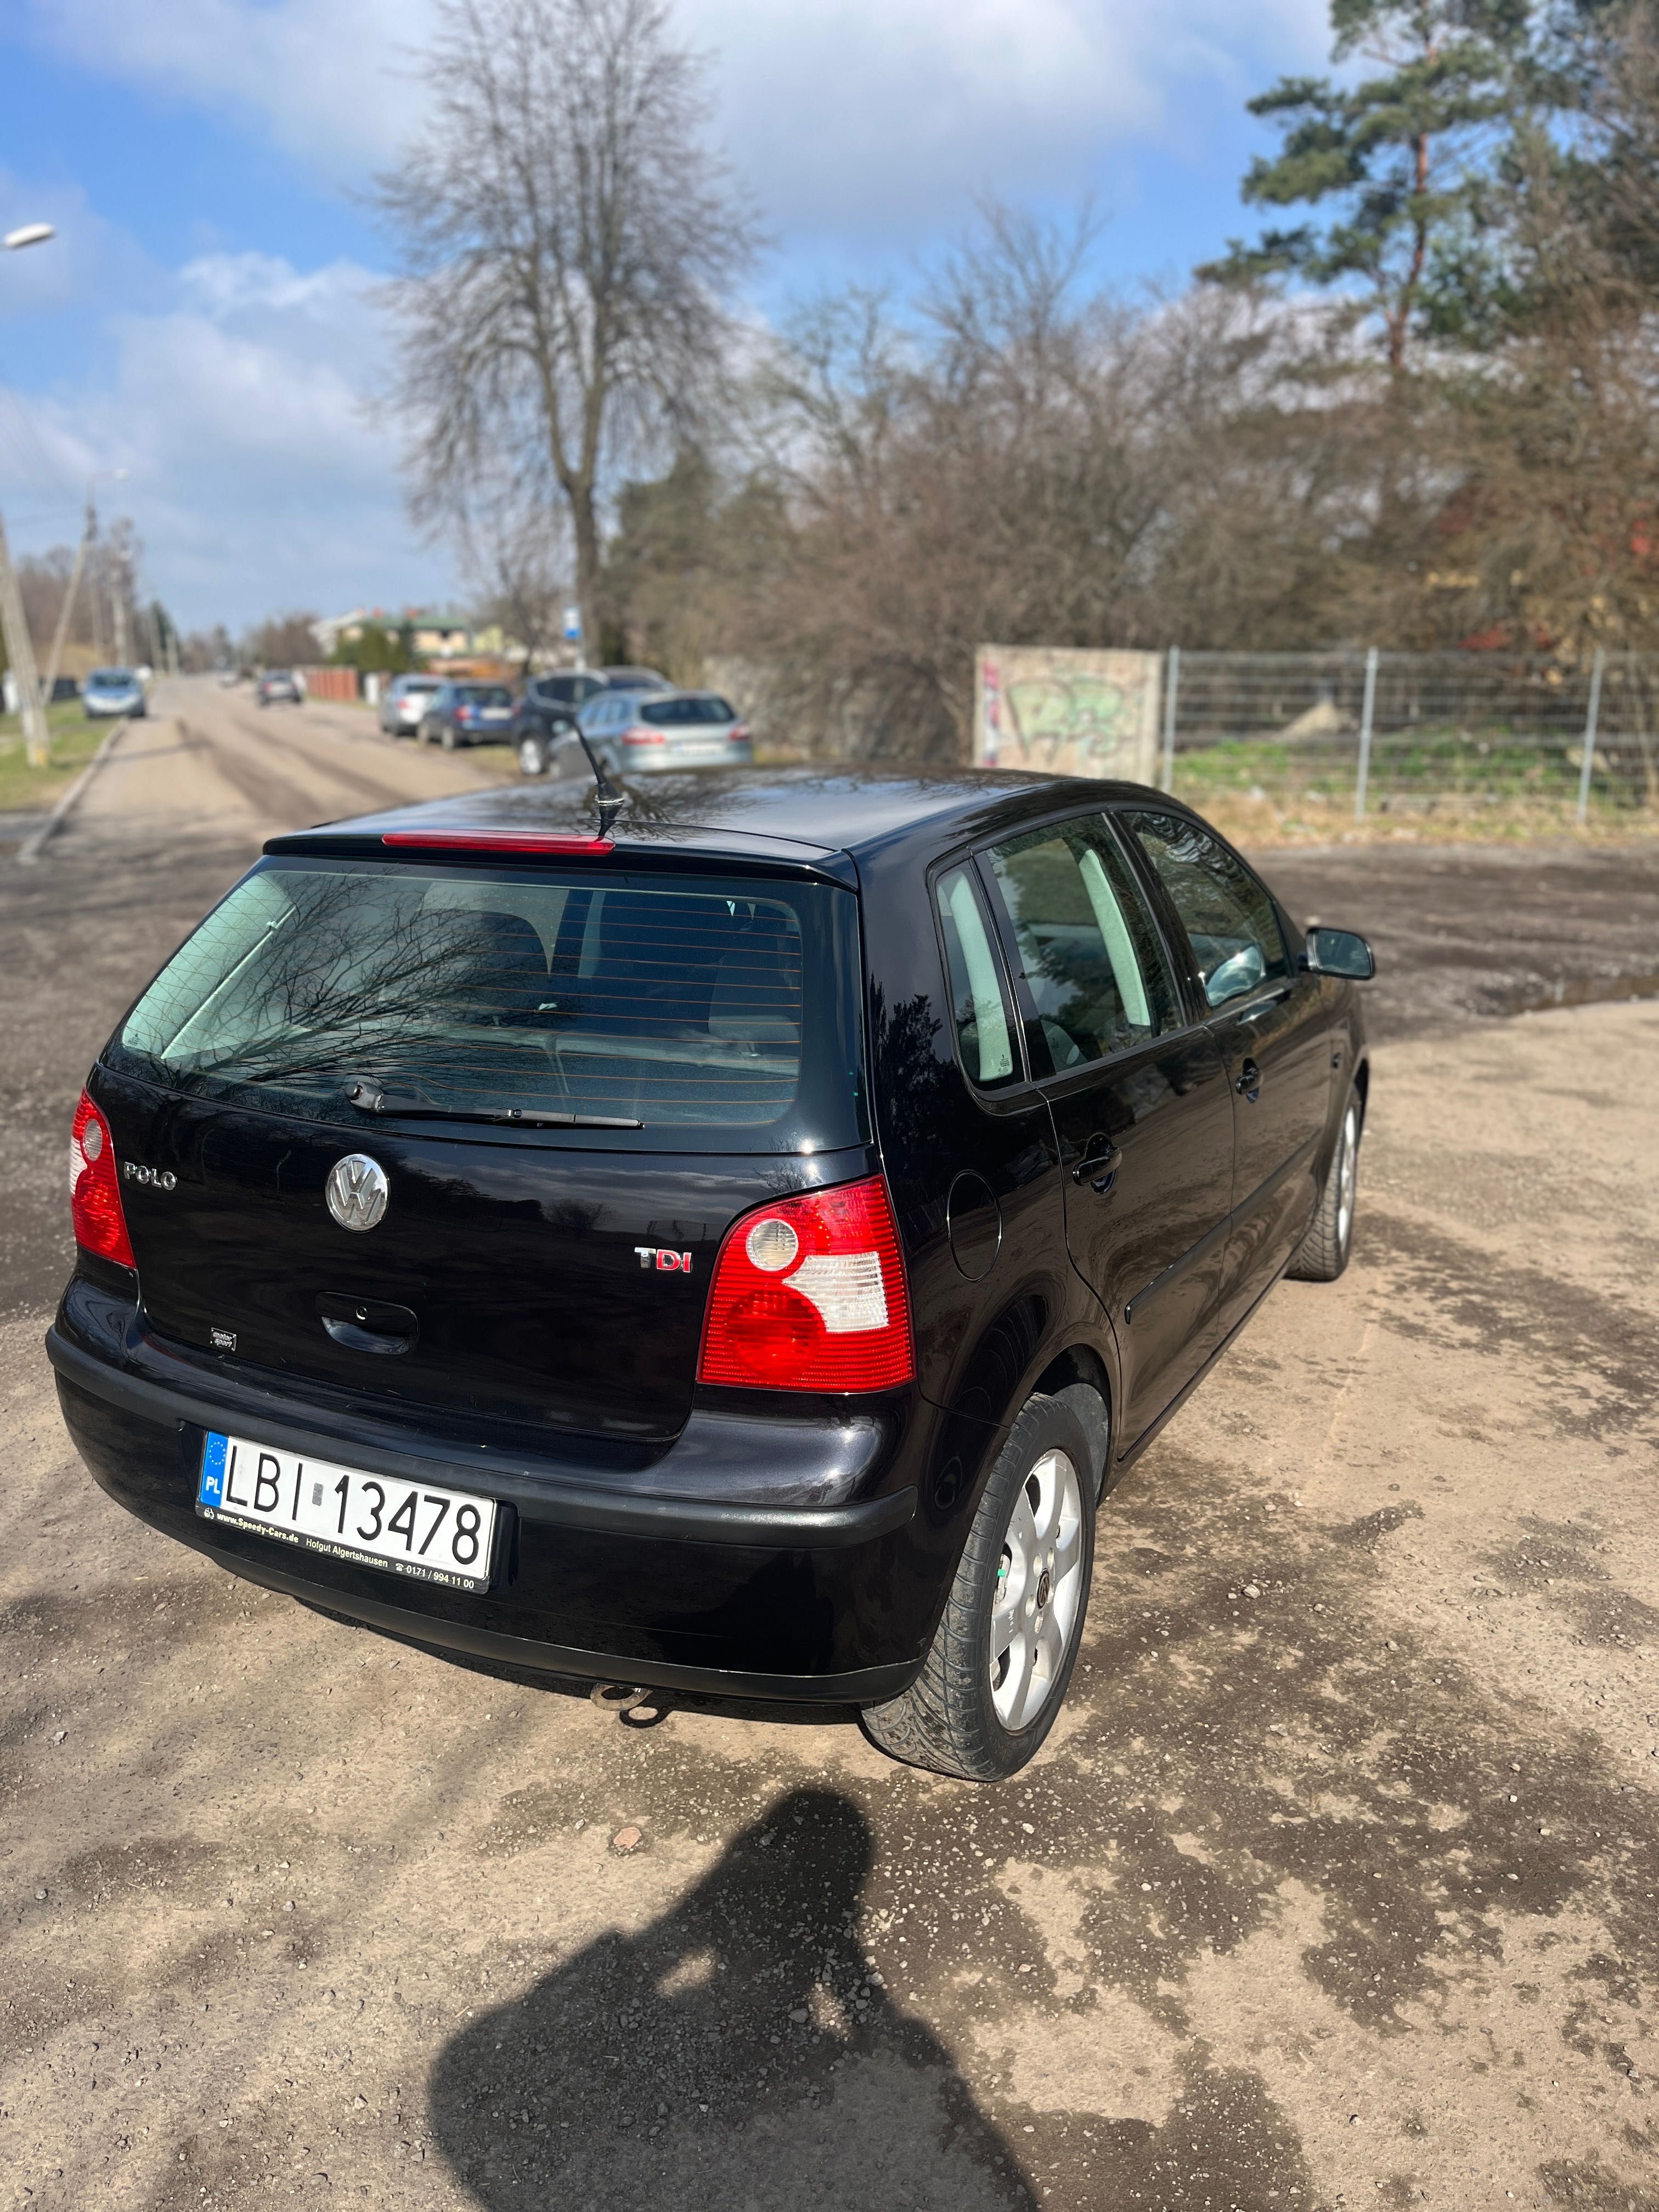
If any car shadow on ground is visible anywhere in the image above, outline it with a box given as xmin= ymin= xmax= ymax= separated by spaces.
xmin=427 ymin=1785 xmax=1034 ymax=2211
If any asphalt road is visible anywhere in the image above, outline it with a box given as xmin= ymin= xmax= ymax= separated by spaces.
xmin=3 ymin=695 xmax=1659 ymax=2210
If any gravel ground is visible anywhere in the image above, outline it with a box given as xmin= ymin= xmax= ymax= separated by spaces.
xmin=3 ymin=688 xmax=1658 ymax=2211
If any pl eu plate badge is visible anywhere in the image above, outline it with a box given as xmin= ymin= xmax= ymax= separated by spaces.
xmin=199 ymin=1430 xmax=229 ymax=1510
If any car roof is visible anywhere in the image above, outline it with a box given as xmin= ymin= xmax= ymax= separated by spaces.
xmin=265 ymin=765 xmax=1180 ymax=879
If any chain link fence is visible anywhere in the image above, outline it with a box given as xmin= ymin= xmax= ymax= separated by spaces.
xmin=1159 ymin=649 xmax=1659 ymax=827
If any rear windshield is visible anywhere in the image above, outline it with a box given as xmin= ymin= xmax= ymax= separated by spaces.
xmin=640 ymin=696 xmax=736 ymax=727
xmin=109 ymin=859 xmax=868 ymax=1155
xmin=457 ymin=685 xmax=511 ymax=706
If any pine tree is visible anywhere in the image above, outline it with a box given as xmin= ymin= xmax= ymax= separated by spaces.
xmin=1198 ymin=1 xmax=1533 ymax=370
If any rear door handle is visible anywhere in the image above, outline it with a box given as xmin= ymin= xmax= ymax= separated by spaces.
xmin=1235 ymin=1057 xmax=1262 ymax=1102
xmin=1072 ymin=1139 xmax=1122 ymax=1194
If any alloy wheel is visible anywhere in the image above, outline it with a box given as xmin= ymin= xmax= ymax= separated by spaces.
xmin=990 ymin=1447 xmax=1085 ymax=1730
xmin=1336 ymin=1103 xmax=1359 ymax=1251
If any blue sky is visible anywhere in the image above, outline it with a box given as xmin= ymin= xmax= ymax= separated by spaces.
xmin=0 ymin=0 xmax=1330 ymax=635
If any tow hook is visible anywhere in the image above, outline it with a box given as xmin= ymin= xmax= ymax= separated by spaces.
xmin=590 ymin=1681 xmax=651 ymax=1713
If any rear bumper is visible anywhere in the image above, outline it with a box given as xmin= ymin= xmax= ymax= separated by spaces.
xmin=47 ymin=1283 xmax=934 ymax=1705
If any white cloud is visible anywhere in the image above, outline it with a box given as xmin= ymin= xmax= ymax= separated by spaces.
xmin=26 ymin=0 xmax=1330 ymax=233
xmin=0 ymin=246 xmax=454 ymax=632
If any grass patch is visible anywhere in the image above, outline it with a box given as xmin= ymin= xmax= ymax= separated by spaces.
xmin=0 ymin=701 xmax=118 ymax=815
xmin=1171 ymin=725 xmax=1659 ymax=845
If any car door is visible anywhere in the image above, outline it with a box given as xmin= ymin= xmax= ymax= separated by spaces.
xmin=977 ymin=812 xmax=1236 ymax=1449
xmin=1119 ymin=808 xmax=1335 ymax=1324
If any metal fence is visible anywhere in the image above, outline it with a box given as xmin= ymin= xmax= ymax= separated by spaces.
xmin=1158 ymin=648 xmax=1659 ymax=825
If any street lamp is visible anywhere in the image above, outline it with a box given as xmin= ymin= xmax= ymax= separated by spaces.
xmin=0 ymin=222 xmax=58 ymax=764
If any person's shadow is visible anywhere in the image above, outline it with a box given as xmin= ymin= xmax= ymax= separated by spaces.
xmin=428 ymin=1785 xmax=1033 ymax=2210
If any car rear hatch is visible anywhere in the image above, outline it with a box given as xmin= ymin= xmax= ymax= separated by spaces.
xmin=97 ymin=849 xmax=868 ymax=1444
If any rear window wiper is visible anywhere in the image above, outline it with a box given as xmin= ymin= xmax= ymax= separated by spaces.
xmin=347 ymin=1080 xmax=641 ymax=1130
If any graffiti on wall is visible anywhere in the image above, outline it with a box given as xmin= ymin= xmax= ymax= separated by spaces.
xmin=975 ymin=646 xmax=1162 ymax=783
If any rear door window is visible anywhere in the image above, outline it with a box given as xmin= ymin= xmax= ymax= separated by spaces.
xmin=111 ymin=860 xmax=868 ymax=1154
xmin=982 ymin=817 xmax=1181 ymax=1074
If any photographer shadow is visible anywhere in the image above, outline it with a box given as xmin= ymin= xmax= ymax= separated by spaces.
xmin=428 ymin=1785 xmax=1031 ymax=2210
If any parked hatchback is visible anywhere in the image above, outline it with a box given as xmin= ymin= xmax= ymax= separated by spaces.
xmin=379 ymin=673 xmax=443 ymax=737
xmin=50 ymin=770 xmax=1373 ymax=1780
xmin=417 ymin=680 xmax=516 ymax=749
xmin=83 ymin=667 xmax=146 ymax=719
xmin=573 ymin=687 xmax=752 ymax=777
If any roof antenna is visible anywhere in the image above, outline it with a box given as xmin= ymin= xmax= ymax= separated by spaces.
xmin=575 ymin=728 xmax=627 ymax=840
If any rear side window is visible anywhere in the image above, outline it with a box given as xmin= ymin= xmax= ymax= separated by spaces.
xmin=111 ymin=861 xmax=868 ymax=1154
xmin=1122 ymin=811 xmax=1290 ymax=1008
xmin=984 ymin=816 xmax=1180 ymax=1073
xmin=934 ymin=866 xmax=1017 ymax=1088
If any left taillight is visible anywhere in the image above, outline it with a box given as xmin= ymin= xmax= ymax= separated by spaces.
xmin=70 ymin=1089 xmax=134 ymax=1267
xmin=698 ymin=1173 xmax=914 ymax=1393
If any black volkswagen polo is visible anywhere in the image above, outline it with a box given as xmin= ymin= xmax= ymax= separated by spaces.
xmin=49 ymin=770 xmax=1373 ymax=1780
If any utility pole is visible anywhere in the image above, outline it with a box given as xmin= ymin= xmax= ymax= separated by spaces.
xmin=37 ymin=500 xmax=94 ymax=719
xmin=0 ymin=510 xmax=49 ymax=768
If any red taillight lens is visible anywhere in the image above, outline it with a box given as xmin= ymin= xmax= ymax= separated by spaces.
xmin=698 ymin=1175 xmax=914 ymax=1393
xmin=622 ymin=727 xmax=665 ymax=747
xmin=731 ymin=723 xmax=751 ymax=743
xmin=70 ymin=1089 xmax=134 ymax=1267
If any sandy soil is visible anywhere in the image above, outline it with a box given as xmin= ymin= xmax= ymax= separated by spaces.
xmin=3 ymin=690 xmax=1658 ymax=2211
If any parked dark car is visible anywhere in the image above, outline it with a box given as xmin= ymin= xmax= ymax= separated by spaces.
xmin=511 ymin=670 xmax=607 ymax=778
xmin=595 ymin=664 xmax=669 ymax=692
xmin=417 ymin=680 xmax=517 ymax=749
xmin=256 ymin=670 xmax=303 ymax=707
xmin=49 ymin=770 xmax=1373 ymax=1780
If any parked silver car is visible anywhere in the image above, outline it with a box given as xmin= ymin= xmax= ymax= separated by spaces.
xmin=83 ymin=668 xmax=146 ymax=720
xmin=568 ymin=687 xmax=752 ymax=777
xmin=379 ymin=673 xmax=443 ymax=737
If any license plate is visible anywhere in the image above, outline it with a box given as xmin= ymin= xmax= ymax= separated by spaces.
xmin=196 ymin=1432 xmax=498 ymax=1594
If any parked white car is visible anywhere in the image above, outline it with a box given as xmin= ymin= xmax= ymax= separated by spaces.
xmin=379 ymin=673 xmax=443 ymax=737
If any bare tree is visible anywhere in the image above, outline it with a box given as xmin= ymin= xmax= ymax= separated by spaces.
xmin=459 ymin=478 xmax=571 ymax=676
xmin=375 ymin=0 xmax=758 ymax=647
xmin=244 ymin=612 xmax=323 ymax=669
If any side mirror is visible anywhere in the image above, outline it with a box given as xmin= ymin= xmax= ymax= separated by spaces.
xmin=1204 ymin=943 xmax=1266 ymax=1007
xmin=1303 ymin=927 xmax=1375 ymax=980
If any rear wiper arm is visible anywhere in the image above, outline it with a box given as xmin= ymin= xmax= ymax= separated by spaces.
xmin=348 ymin=1080 xmax=641 ymax=1130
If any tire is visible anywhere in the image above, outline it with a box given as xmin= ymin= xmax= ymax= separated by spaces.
xmin=1288 ymin=1082 xmax=1362 ymax=1282
xmin=417 ymin=719 xmax=436 ymax=746
xmin=518 ymin=733 xmax=549 ymax=777
xmin=440 ymin=724 xmax=458 ymax=751
xmin=861 ymin=1392 xmax=1096 ymax=1781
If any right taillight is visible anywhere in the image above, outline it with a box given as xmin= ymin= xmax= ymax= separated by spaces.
xmin=698 ymin=1174 xmax=914 ymax=1393
xmin=70 ymin=1088 xmax=134 ymax=1267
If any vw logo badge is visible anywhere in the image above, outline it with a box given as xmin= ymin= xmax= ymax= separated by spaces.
xmin=325 ymin=1153 xmax=389 ymax=1232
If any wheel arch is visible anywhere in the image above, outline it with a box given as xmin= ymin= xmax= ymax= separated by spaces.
xmin=1028 ymin=1341 xmax=1113 ymax=1500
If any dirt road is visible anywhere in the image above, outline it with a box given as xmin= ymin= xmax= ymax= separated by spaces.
xmin=4 ymin=719 xmax=1659 ymax=2211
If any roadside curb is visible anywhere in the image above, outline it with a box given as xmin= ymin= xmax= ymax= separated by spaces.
xmin=15 ymin=716 xmax=129 ymax=867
